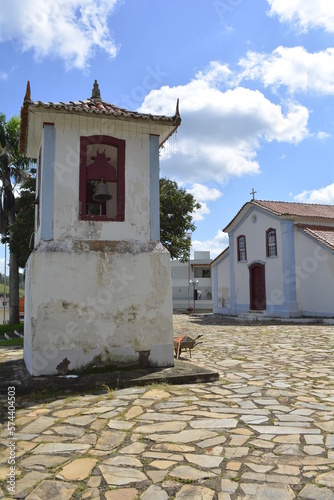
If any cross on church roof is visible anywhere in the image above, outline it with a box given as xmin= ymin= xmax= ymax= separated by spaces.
xmin=250 ymin=188 xmax=257 ymax=200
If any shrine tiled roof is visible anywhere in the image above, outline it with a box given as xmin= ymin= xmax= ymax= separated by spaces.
xmin=20 ymin=80 xmax=181 ymax=154
xmin=297 ymin=224 xmax=334 ymax=252
xmin=23 ymin=97 xmax=180 ymax=123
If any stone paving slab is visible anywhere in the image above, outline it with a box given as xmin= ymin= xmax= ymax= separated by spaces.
xmin=0 ymin=314 xmax=333 ymax=499
xmin=0 ymin=354 xmax=219 ymax=396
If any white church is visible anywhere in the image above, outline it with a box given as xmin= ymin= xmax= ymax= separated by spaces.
xmin=212 ymin=199 xmax=334 ymax=318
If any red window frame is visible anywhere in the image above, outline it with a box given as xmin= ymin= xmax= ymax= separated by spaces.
xmin=266 ymin=228 xmax=277 ymax=257
xmin=79 ymin=135 xmax=125 ymax=221
xmin=237 ymin=235 xmax=247 ymax=261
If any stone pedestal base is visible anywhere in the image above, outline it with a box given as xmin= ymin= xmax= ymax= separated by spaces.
xmin=24 ymin=240 xmax=174 ymax=376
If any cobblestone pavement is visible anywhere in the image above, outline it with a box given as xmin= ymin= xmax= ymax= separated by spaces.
xmin=0 ymin=314 xmax=334 ymax=499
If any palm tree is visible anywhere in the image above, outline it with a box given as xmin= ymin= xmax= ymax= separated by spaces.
xmin=0 ymin=113 xmax=32 ymax=323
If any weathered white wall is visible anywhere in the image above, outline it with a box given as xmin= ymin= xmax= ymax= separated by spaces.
xmin=24 ymin=241 xmax=173 ymax=375
xmin=35 ymin=114 xmax=160 ymax=246
xmin=295 ymin=231 xmax=334 ymax=316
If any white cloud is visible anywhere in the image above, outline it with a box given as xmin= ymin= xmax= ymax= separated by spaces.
xmin=187 ymin=183 xmax=223 ymax=221
xmin=0 ymin=72 xmax=8 ymax=81
xmin=238 ymin=46 xmax=334 ymax=95
xmin=195 ymin=61 xmax=232 ymax=85
xmin=187 ymin=183 xmax=223 ymax=202
xmin=0 ymin=0 xmax=120 ymax=70
xmin=317 ymin=131 xmax=331 ymax=141
xmin=192 ymin=202 xmax=210 ymax=222
xmin=267 ymin=0 xmax=334 ymax=33
xmin=192 ymin=230 xmax=229 ymax=259
xmin=294 ymin=183 xmax=334 ymax=204
xmin=140 ymin=63 xmax=309 ymax=184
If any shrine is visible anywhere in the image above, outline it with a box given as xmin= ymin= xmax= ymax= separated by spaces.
xmin=19 ymin=81 xmax=180 ymax=376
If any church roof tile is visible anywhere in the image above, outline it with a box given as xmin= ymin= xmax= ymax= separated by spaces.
xmin=297 ymin=224 xmax=334 ymax=252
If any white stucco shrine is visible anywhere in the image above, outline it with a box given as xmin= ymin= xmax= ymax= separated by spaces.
xmin=19 ymin=81 xmax=181 ymax=376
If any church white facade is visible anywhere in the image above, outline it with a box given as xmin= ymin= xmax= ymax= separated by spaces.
xmin=212 ymin=200 xmax=334 ymax=318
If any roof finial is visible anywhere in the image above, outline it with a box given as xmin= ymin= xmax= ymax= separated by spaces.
xmin=91 ymin=80 xmax=101 ymax=100
xmin=176 ymin=98 xmax=180 ymax=116
xmin=24 ymin=81 xmax=31 ymax=102
xmin=250 ymin=188 xmax=257 ymax=200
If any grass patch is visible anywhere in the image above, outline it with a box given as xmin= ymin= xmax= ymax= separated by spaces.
xmin=147 ymin=382 xmax=171 ymax=391
xmin=0 ymin=322 xmax=23 ymax=336
xmin=0 ymin=322 xmax=24 ymax=346
xmin=0 ymin=337 xmax=23 ymax=347
xmin=101 ymin=384 xmax=115 ymax=399
xmin=168 ymin=476 xmax=194 ymax=485
xmin=75 ymin=484 xmax=87 ymax=496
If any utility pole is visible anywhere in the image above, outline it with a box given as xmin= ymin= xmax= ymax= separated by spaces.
xmin=187 ymin=233 xmax=191 ymax=311
xmin=3 ymin=242 xmax=6 ymax=324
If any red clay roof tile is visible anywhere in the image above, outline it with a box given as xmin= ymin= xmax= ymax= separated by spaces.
xmin=23 ymin=98 xmax=180 ymax=125
xmin=224 ymin=200 xmax=334 ymax=232
xmin=297 ymin=224 xmax=334 ymax=251
xmin=19 ymin=81 xmax=181 ymax=154
xmin=253 ymin=200 xmax=334 ymax=219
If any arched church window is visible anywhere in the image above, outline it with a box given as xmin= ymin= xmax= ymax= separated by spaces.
xmin=266 ymin=228 xmax=277 ymax=257
xmin=237 ymin=235 xmax=247 ymax=261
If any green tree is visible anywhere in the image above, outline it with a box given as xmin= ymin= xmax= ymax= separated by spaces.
xmin=160 ymin=177 xmax=201 ymax=262
xmin=9 ymin=176 xmax=36 ymax=269
xmin=0 ymin=113 xmax=32 ymax=323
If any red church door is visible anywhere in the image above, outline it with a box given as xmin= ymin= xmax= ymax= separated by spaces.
xmin=249 ymin=263 xmax=266 ymax=310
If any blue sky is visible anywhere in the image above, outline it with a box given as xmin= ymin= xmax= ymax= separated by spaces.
xmin=1 ymin=0 xmax=334 ymax=272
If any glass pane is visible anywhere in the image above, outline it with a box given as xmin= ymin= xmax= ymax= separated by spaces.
xmin=194 ymin=268 xmax=202 ymax=278
xmin=268 ymin=231 xmax=276 ymax=256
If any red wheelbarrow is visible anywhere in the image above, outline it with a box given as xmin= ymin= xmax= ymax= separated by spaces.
xmin=173 ymin=334 xmax=203 ymax=359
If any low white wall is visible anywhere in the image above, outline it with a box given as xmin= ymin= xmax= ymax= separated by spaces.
xmin=24 ymin=240 xmax=174 ymax=375
xmin=173 ymin=299 xmax=213 ymax=311
xmin=212 ymin=251 xmax=230 ymax=314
